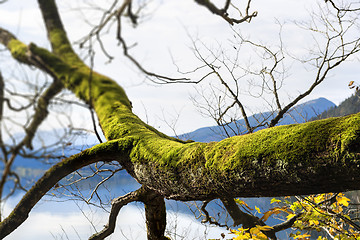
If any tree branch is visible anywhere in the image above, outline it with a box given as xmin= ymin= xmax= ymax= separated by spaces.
xmin=271 ymin=213 xmax=301 ymax=233
xmin=89 ymin=185 xmax=169 ymax=240
xmin=88 ymin=186 xmax=146 ymax=240
xmin=22 ymin=79 xmax=64 ymax=149
xmin=0 ymin=78 xmax=63 ymax=212
xmin=221 ymin=197 xmax=277 ymax=239
xmin=0 ymin=139 xmax=131 ymax=239
xmin=194 ymin=0 xmax=257 ymax=25
xmin=37 ymin=0 xmax=81 ymax=63
xmin=142 ymin=189 xmax=169 ymax=240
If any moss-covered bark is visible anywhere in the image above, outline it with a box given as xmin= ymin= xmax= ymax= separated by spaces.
xmin=3 ymin=26 xmax=360 ymax=200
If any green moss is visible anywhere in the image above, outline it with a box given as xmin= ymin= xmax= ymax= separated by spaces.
xmin=8 ymin=29 xmax=360 ymax=182
xmin=203 ymin=114 xmax=360 ymax=172
xmin=129 ymin=135 xmax=206 ymax=168
xmin=8 ymin=39 xmax=28 ymax=62
xmin=121 ymin=112 xmax=360 ymax=176
xmin=28 ymin=43 xmax=73 ymax=73
xmin=48 ymin=29 xmax=83 ymax=65
xmin=100 ymin=109 xmax=360 ymax=179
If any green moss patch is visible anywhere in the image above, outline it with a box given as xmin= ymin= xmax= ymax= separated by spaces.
xmin=203 ymin=114 xmax=360 ymax=172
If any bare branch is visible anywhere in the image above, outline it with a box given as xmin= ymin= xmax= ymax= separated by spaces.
xmin=88 ymin=187 xmax=146 ymax=240
xmin=326 ymin=0 xmax=360 ymax=12
xmin=200 ymin=200 xmax=229 ymax=229
xmin=221 ymin=197 xmax=277 ymax=240
xmin=117 ymin=36 xmax=191 ymax=84
xmin=21 ymin=79 xmax=64 ymax=149
xmin=194 ymin=0 xmax=258 ymax=25
xmin=0 ymin=140 xmax=123 ymax=238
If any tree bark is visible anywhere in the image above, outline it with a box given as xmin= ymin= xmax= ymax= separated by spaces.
xmin=88 ymin=186 xmax=168 ymax=240
xmin=1 ymin=16 xmax=360 ymax=215
xmin=142 ymin=190 xmax=169 ymax=240
xmin=1 ymin=6 xmax=360 ymax=202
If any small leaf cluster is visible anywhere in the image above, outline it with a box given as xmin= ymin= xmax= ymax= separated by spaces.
xmin=231 ymin=225 xmax=271 ymax=240
xmin=230 ymin=193 xmax=360 ymax=240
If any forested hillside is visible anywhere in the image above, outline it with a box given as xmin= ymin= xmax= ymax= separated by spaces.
xmin=313 ymin=93 xmax=360 ymax=119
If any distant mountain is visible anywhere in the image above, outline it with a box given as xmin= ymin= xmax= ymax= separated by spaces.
xmin=179 ymin=97 xmax=336 ymax=142
xmin=312 ymin=93 xmax=360 ymax=120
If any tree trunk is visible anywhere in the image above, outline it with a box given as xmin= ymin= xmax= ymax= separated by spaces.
xmin=142 ymin=191 xmax=169 ymax=240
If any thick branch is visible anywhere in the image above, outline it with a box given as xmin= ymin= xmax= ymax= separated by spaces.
xmin=89 ymin=185 xmax=168 ymax=240
xmin=2 ymin=29 xmax=360 ymax=202
xmin=142 ymin=191 xmax=168 ymax=240
xmin=0 ymin=27 xmax=16 ymax=46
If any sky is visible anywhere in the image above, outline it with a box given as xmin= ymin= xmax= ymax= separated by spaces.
xmin=0 ymin=0 xmax=359 ymax=137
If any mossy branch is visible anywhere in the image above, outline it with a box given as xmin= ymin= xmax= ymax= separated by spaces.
xmin=2 ymin=26 xmax=360 ymax=200
xmin=37 ymin=0 xmax=82 ymax=64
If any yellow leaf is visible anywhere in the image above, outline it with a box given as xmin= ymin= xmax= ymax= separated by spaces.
xmin=294 ymin=233 xmax=311 ymax=239
xmin=235 ymin=199 xmax=253 ymax=210
xmin=261 ymin=210 xmax=273 ymax=222
xmin=309 ymin=219 xmax=319 ymax=226
xmin=287 ymin=213 xmax=296 ymax=220
xmin=232 ymin=228 xmax=251 ymax=240
xmin=314 ymin=195 xmax=324 ymax=204
xmin=256 ymin=225 xmax=273 ymax=231
xmin=261 ymin=206 xmax=292 ymax=222
xmin=250 ymin=227 xmax=261 ymax=235
xmin=234 ymin=235 xmax=250 ymax=240
xmin=270 ymin=198 xmax=281 ymax=204
xmin=255 ymin=206 xmax=261 ymax=214
xmin=337 ymin=195 xmax=350 ymax=207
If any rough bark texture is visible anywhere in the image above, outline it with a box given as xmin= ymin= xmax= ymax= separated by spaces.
xmin=143 ymin=191 xmax=169 ymax=240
